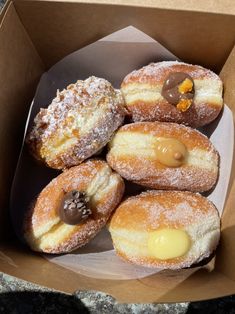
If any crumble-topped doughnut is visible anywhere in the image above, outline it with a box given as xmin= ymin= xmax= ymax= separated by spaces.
xmin=121 ymin=61 xmax=223 ymax=127
xmin=109 ymin=190 xmax=220 ymax=269
xmin=24 ymin=159 xmax=125 ymax=253
xmin=27 ymin=76 xmax=126 ymax=169
xmin=106 ymin=122 xmax=219 ymax=192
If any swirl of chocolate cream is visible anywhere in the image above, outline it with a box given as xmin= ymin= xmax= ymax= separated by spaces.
xmin=161 ymin=72 xmax=195 ymax=110
xmin=58 ymin=190 xmax=92 ymax=225
xmin=156 ymin=138 xmax=187 ymax=167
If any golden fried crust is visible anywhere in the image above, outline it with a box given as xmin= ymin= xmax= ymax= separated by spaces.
xmin=109 ymin=190 xmax=220 ymax=269
xmin=106 ymin=122 xmax=219 ymax=192
xmin=122 ymin=62 xmax=220 ymax=85
xmin=24 ymin=159 xmax=125 ymax=253
xmin=27 ymin=76 xmax=125 ymax=170
xmin=127 ymin=100 xmax=221 ymax=127
xmin=121 ymin=61 xmax=223 ymax=127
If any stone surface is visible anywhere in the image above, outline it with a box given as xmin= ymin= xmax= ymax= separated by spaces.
xmin=0 ymin=272 xmax=235 ymax=313
xmin=75 ymin=290 xmax=188 ymax=314
xmin=0 ymin=272 xmax=190 ymax=313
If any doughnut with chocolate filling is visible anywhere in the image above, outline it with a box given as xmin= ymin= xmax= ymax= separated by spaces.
xmin=107 ymin=122 xmax=219 ymax=192
xmin=27 ymin=76 xmax=125 ymax=170
xmin=109 ymin=190 xmax=220 ymax=269
xmin=121 ymin=61 xmax=223 ymax=127
xmin=24 ymin=159 xmax=124 ymax=253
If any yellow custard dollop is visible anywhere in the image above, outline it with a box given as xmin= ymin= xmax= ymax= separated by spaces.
xmin=148 ymin=228 xmax=191 ymax=260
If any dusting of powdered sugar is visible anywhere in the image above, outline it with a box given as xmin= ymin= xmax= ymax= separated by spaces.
xmin=115 ymin=190 xmax=218 ymax=230
xmin=111 ymin=190 xmax=220 ymax=269
xmin=122 ymin=61 xmax=221 ymax=85
xmin=25 ymin=159 xmax=124 ymax=253
xmin=27 ymin=76 xmax=125 ymax=168
xmin=121 ymin=61 xmax=223 ymax=127
xmin=107 ymin=122 xmax=219 ymax=192
xmin=29 ymin=76 xmax=124 ymax=141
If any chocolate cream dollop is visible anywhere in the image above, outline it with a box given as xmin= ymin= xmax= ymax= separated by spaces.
xmin=58 ymin=190 xmax=92 ymax=225
xmin=161 ymin=72 xmax=195 ymax=112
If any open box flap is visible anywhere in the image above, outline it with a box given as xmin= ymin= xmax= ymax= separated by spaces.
xmin=14 ymin=1 xmax=235 ymax=71
xmin=216 ymin=46 xmax=235 ymax=281
xmin=0 ymin=3 xmax=44 ymax=239
xmin=220 ymin=46 xmax=235 ymax=114
xmin=13 ymin=0 xmax=235 ymax=15
xmin=0 ymin=0 xmax=235 ymax=303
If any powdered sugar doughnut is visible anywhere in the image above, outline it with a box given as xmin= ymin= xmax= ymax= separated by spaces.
xmin=27 ymin=76 xmax=125 ymax=170
xmin=109 ymin=190 xmax=220 ymax=269
xmin=107 ymin=122 xmax=219 ymax=192
xmin=121 ymin=61 xmax=223 ymax=127
xmin=24 ymin=159 xmax=124 ymax=253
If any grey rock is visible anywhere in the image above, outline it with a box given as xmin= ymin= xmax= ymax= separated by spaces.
xmin=0 ymin=272 xmax=52 ymax=293
xmin=0 ymin=272 xmax=189 ymax=313
xmin=75 ymin=290 xmax=188 ymax=314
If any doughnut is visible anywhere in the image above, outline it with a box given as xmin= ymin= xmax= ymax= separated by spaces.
xmin=27 ymin=76 xmax=125 ymax=170
xmin=109 ymin=190 xmax=220 ymax=269
xmin=121 ymin=61 xmax=223 ymax=127
xmin=23 ymin=159 xmax=124 ymax=253
xmin=106 ymin=122 xmax=219 ymax=192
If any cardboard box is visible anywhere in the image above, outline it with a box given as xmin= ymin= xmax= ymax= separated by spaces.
xmin=0 ymin=0 xmax=235 ymax=303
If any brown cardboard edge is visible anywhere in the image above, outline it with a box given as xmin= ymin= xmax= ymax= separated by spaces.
xmin=13 ymin=0 xmax=235 ymax=71
xmin=215 ymin=45 xmax=235 ymax=281
xmin=1 ymin=242 xmax=235 ymax=303
xmin=0 ymin=1 xmax=45 ymax=239
xmin=13 ymin=0 xmax=235 ymax=16
xmin=3 ymin=1 xmax=45 ymax=68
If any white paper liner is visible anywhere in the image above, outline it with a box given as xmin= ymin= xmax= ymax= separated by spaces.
xmin=10 ymin=26 xmax=234 ymax=280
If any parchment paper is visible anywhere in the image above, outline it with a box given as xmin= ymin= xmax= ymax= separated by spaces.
xmin=10 ymin=26 xmax=234 ymax=280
